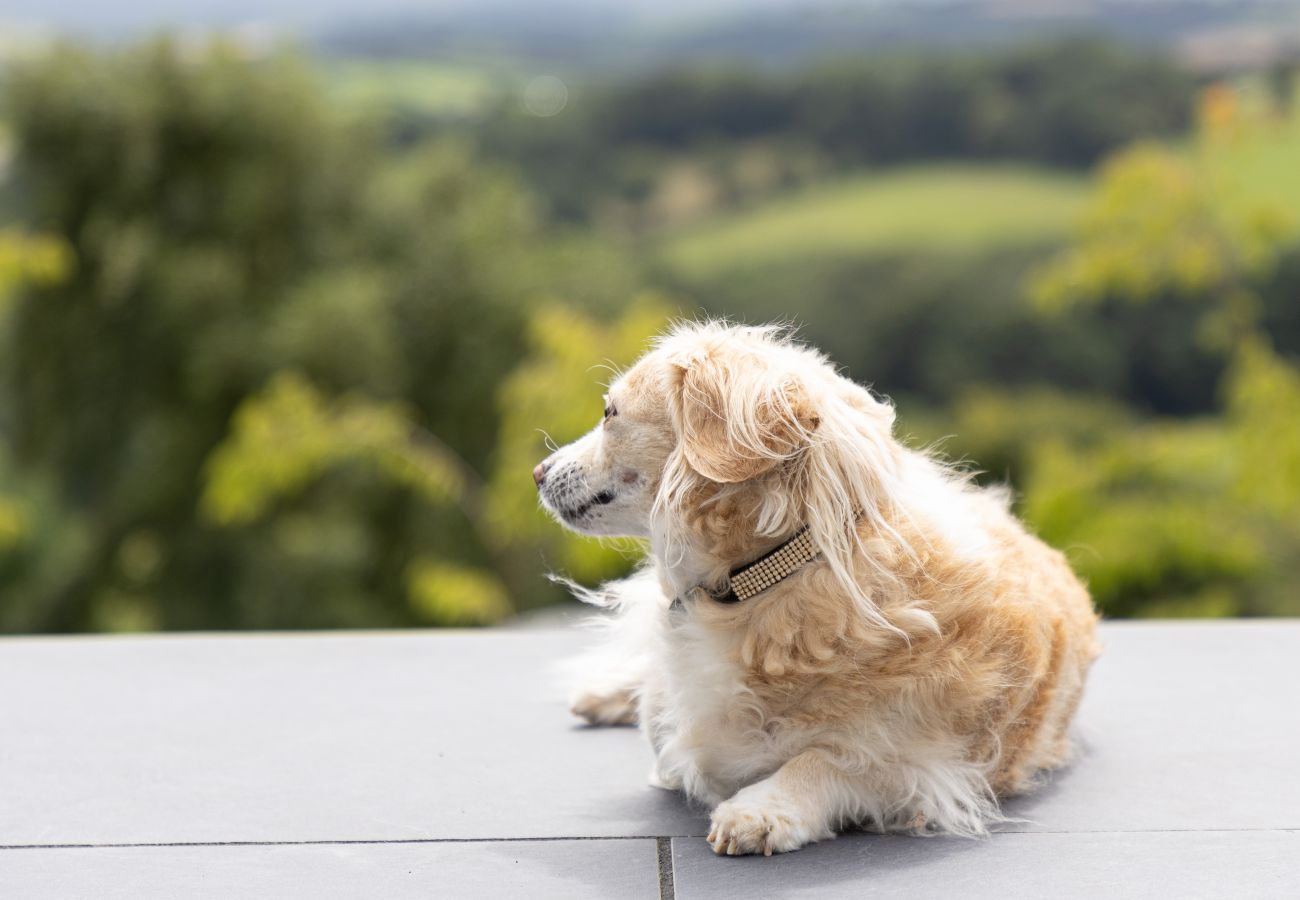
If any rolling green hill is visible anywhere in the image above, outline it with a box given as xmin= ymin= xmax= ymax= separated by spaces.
xmin=659 ymin=164 xmax=1090 ymax=280
xmin=1223 ymin=101 xmax=1300 ymax=212
xmin=319 ymin=59 xmax=498 ymax=117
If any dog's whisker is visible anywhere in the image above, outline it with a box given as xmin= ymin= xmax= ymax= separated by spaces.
xmin=536 ymin=428 xmax=560 ymax=454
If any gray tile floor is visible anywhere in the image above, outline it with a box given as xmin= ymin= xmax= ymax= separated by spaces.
xmin=2 ymin=621 xmax=1297 ymax=898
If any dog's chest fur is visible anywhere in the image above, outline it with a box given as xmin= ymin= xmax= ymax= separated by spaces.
xmin=650 ymin=605 xmax=837 ymax=805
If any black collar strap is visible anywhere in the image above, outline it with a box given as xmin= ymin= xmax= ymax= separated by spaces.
xmin=675 ymin=525 xmax=819 ymax=610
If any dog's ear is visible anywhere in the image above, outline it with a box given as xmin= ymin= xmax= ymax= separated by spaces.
xmin=670 ymin=344 xmax=819 ymax=483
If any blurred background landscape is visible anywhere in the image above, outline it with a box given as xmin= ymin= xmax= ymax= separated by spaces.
xmin=1 ymin=0 xmax=1299 ymax=633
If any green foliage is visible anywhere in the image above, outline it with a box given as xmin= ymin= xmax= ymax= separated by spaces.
xmin=0 ymin=498 xmax=22 ymax=550
xmin=0 ymin=229 xmax=79 ymax=628
xmin=2 ymin=41 xmax=381 ymax=630
xmin=1032 ymin=143 xmax=1294 ymax=314
xmin=904 ymin=383 xmax=1276 ymax=617
xmin=1022 ymin=422 xmax=1266 ymax=617
xmin=470 ymin=38 xmax=1195 ymax=228
xmin=0 ymin=229 xmax=71 ymax=304
xmin=897 ymin=354 xmax=1300 ymax=619
xmin=1225 ymin=336 xmax=1300 ymax=519
xmin=201 ymin=371 xmax=519 ymax=625
xmin=1005 ymin=85 xmax=1300 ymax=618
xmin=0 ymin=39 xmax=599 ymax=630
xmin=1014 ymin=346 xmax=1300 ymax=619
xmin=201 ymin=372 xmax=463 ymax=526
xmin=0 ymin=453 xmax=92 ymax=632
xmin=901 ymin=386 xmax=1137 ymax=484
xmin=406 ymin=558 xmax=511 ymax=626
xmin=1033 ymin=87 xmax=1299 ymax=330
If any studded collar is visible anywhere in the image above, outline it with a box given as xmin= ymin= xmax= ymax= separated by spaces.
xmin=670 ymin=525 xmax=819 ymax=612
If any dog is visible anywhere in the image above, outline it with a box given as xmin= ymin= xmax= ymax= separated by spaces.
xmin=534 ymin=321 xmax=1099 ymax=855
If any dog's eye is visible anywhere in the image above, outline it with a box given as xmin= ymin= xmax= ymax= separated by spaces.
xmin=603 ymin=398 xmax=617 ymax=421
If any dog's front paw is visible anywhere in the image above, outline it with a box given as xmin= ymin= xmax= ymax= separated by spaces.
xmin=707 ymin=791 xmax=829 ymax=856
xmin=570 ymin=688 xmax=638 ymax=726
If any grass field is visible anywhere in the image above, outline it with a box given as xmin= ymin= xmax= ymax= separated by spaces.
xmin=1218 ymin=103 xmax=1300 ymax=218
xmin=320 ymin=60 xmax=498 ymax=117
xmin=659 ymin=164 xmax=1090 ymax=280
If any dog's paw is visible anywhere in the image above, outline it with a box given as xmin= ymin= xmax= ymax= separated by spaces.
xmin=569 ymin=689 xmax=638 ymax=726
xmin=706 ymin=792 xmax=829 ymax=856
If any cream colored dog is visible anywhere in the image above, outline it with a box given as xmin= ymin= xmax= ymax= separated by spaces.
xmin=535 ymin=322 xmax=1098 ymax=856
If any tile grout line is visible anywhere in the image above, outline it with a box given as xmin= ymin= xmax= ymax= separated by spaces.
xmin=656 ymin=837 xmax=675 ymax=900
xmin=2 ymin=826 xmax=1298 ymax=851
xmin=0 ymin=836 xmax=656 ymax=851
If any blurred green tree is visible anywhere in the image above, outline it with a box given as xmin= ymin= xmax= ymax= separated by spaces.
xmin=1019 ymin=85 xmax=1300 ymax=617
xmin=1 ymin=40 xmax=614 ymax=630
xmin=0 ymin=229 xmax=76 ymax=630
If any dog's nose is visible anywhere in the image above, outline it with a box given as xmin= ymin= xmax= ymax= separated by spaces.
xmin=533 ymin=460 xmax=552 ymax=488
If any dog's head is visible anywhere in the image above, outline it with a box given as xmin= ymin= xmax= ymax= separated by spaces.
xmin=535 ymin=323 xmax=903 ymax=584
